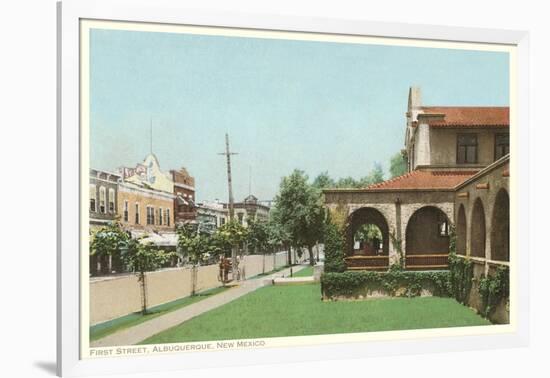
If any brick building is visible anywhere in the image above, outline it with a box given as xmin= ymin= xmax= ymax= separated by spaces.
xmin=171 ymin=167 xmax=197 ymax=225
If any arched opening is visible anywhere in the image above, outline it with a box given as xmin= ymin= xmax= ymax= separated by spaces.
xmin=491 ymin=189 xmax=509 ymax=261
xmin=346 ymin=207 xmax=390 ymax=256
xmin=470 ymin=198 xmax=486 ymax=258
xmin=344 ymin=207 xmax=390 ymax=271
xmin=456 ymin=204 xmax=467 ymax=255
xmin=405 ymin=206 xmax=450 ymax=269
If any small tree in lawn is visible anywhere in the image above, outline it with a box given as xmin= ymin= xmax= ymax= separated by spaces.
xmin=247 ymin=219 xmax=270 ymax=273
xmin=177 ymin=223 xmax=216 ymax=295
xmin=89 ymin=221 xmax=129 ymax=275
xmin=123 ymin=238 xmax=175 ymax=314
xmin=214 ymin=220 xmax=248 ymax=280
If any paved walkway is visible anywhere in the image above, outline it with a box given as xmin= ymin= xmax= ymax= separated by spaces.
xmin=91 ymin=264 xmax=309 ymax=347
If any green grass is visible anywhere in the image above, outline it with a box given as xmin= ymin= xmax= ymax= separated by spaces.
xmin=292 ymin=266 xmax=314 ymax=277
xmin=90 ymin=286 xmax=228 ymax=341
xmin=140 ymin=284 xmax=490 ymax=344
xmin=249 ymin=265 xmax=289 ymax=279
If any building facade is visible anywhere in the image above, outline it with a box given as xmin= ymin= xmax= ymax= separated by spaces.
xmin=89 ymin=169 xmax=122 ymax=275
xmin=227 ymin=195 xmax=270 ymax=226
xmin=117 ymin=154 xmax=177 ymax=247
xmin=89 ymin=169 xmax=121 ymax=231
xmin=171 ymin=167 xmax=197 ymax=225
xmin=196 ymin=200 xmax=228 ymax=233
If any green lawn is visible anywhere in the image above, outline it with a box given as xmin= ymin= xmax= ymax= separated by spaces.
xmin=90 ymin=286 xmax=228 ymax=341
xmin=140 ymin=284 xmax=489 ymax=344
xmin=292 ymin=266 xmax=314 ymax=277
xmin=249 ymin=265 xmax=289 ymax=279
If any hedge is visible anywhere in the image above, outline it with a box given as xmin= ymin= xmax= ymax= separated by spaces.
xmin=321 ymin=269 xmax=451 ymax=299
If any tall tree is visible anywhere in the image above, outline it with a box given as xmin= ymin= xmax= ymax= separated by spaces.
xmin=336 ymin=176 xmax=359 ymax=188
xmin=273 ymin=170 xmax=325 ymax=266
xmin=390 ymin=151 xmax=407 ymax=178
xmin=312 ymin=171 xmax=336 ymax=189
xmin=267 ymin=207 xmax=293 ymax=265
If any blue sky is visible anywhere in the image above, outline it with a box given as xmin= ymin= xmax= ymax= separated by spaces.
xmin=90 ymin=29 xmax=509 ymax=202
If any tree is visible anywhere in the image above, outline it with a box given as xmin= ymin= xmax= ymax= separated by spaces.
xmin=390 ymin=151 xmax=407 ymax=178
xmin=89 ymin=221 xmax=129 ymax=275
xmin=336 ymin=176 xmax=359 ymax=188
xmin=273 ymin=170 xmax=325 ymax=266
xmin=358 ymin=162 xmax=385 ymax=186
xmin=213 ymin=220 xmax=248 ymax=280
xmin=247 ymin=219 xmax=270 ymax=273
xmin=123 ymin=238 xmax=175 ymax=314
xmin=266 ymin=207 xmax=293 ymax=265
xmin=312 ymin=171 xmax=336 ymax=189
xmin=247 ymin=219 xmax=269 ymax=254
xmin=177 ymin=223 xmax=219 ymax=294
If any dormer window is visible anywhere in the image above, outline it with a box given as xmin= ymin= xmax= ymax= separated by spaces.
xmin=457 ymin=134 xmax=478 ymax=164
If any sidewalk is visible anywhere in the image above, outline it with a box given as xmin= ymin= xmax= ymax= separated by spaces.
xmin=91 ymin=264 xmax=308 ymax=347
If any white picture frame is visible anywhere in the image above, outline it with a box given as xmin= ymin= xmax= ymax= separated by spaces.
xmin=57 ymin=0 xmax=530 ymax=376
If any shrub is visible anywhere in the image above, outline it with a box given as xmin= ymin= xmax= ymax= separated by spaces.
xmin=321 ymin=270 xmax=450 ymax=299
xmin=323 ymin=221 xmax=346 ymax=273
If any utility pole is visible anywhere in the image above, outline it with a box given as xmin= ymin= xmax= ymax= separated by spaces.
xmin=218 ymin=133 xmax=239 ymax=278
xmin=150 ymin=117 xmax=153 ymax=154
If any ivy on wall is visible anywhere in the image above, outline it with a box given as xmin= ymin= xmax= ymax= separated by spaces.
xmin=321 ymin=269 xmax=450 ymax=299
xmin=448 ymin=253 xmax=473 ymax=304
xmin=478 ymin=266 xmax=509 ymax=318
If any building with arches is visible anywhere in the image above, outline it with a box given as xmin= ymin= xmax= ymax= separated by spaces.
xmin=324 ymin=87 xmax=510 ymax=281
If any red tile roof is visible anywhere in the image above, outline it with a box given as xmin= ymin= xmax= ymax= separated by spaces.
xmin=365 ymin=170 xmax=477 ymax=190
xmin=420 ymin=106 xmax=509 ymax=128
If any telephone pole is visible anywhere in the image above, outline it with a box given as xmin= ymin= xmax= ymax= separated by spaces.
xmin=218 ymin=133 xmax=238 ymax=220
xmin=218 ymin=133 xmax=239 ymax=278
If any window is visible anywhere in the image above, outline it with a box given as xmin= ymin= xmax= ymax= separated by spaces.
xmin=165 ymin=209 xmax=170 ymax=226
xmin=147 ymin=206 xmax=155 ymax=225
xmin=99 ymin=186 xmax=106 ymax=213
xmin=135 ymin=203 xmax=140 ymax=224
xmin=220 ymin=217 xmax=226 ymax=226
xmin=108 ymin=188 xmax=115 ymax=213
xmin=158 ymin=208 xmax=163 ymax=226
xmin=495 ymin=133 xmax=509 ymax=160
xmin=237 ymin=213 xmax=244 ymax=225
xmin=457 ymin=134 xmax=478 ymax=164
xmin=89 ymin=184 xmax=96 ymax=212
xmin=123 ymin=201 xmax=129 ymax=222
